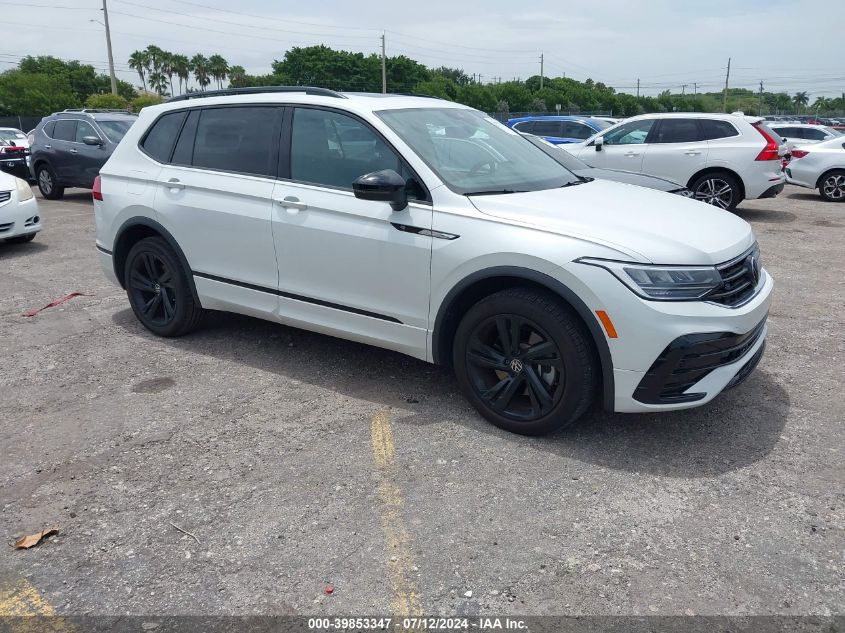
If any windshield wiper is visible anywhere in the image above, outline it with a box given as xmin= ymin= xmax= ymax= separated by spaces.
xmin=464 ymin=189 xmax=526 ymax=196
xmin=560 ymin=179 xmax=589 ymax=187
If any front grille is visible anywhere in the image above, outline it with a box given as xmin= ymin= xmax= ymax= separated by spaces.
xmin=634 ymin=317 xmax=767 ymax=404
xmin=0 ymin=221 xmax=13 ymax=233
xmin=705 ymin=244 xmax=761 ymax=307
xmin=0 ymin=191 xmax=11 ymax=203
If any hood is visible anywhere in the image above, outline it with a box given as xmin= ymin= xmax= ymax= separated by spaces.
xmin=572 ymin=167 xmax=682 ymax=191
xmin=468 ymin=179 xmax=754 ymax=265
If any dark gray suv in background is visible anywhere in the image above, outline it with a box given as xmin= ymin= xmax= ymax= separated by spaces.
xmin=29 ymin=109 xmax=137 ymax=199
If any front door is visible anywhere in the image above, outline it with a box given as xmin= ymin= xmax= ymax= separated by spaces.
xmin=271 ymin=106 xmax=433 ymax=359
xmin=579 ymin=118 xmax=656 ymax=172
xmin=72 ymin=119 xmax=108 ymax=187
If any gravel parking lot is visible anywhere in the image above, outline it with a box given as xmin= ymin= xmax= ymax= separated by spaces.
xmin=0 ymin=186 xmax=842 ymax=618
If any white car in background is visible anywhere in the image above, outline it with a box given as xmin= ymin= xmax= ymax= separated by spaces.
xmin=0 ymin=170 xmax=41 ymax=244
xmin=769 ymin=123 xmax=841 ymax=153
xmin=785 ymin=135 xmax=845 ymax=202
xmin=564 ymin=113 xmax=786 ymax=210
xmin=0 ymin=127 xmax=29 ymax=149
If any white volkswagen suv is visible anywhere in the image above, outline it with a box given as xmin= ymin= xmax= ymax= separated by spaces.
xmin=94 ymin=88 xmax=773 ymax=435
xmin=563 ymin=113 xmax=786 ymax=211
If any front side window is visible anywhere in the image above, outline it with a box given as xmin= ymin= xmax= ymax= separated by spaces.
xmin=192 ymin=107 xmax=279 ymax=177
xmin=141 ymin=111 xmax=187 ymax=163
xmin=602 ymin=119 xmax=655 ymax=145
xmin=98 ymin=119 xmax=134 ymax=144
xmin=290 ymin=107 xmax=405 ymax=191
xmin=562 ymin=121 xmax=596 ymax=140
xmin=53 ymin=119 xmax=77 ymax=142
xmin=804 ymin=128 xmax=826 ymax=141
xmin=75 ymin=120 xmax=99 ymax=143
xmin=653 ymin=119 xmax=699 ymax=143
xmin=377 ymin=107 xmax=580 ymax=195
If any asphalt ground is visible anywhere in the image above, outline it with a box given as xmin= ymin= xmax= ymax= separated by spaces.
xmin=0 ymin=186 xmax=842 ymax=620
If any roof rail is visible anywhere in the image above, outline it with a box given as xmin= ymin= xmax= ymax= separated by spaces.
xmin=61 ymin=108 xmax=134 ymax=114
xmin=167 ymin=86 xmax=346 ymax=102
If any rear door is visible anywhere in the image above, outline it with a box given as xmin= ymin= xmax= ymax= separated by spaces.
xmin=532 ymin=120 xmax=565 ymax=144
xmin=152 ymin=105 xmax=283 ymax=318
xmin=581 ymin=118 xmax=656 ymax=171
xmin=640 ymin=118 xmax=707 ymax=184
xmin=50 ymin=119 xmax=77 ymax=181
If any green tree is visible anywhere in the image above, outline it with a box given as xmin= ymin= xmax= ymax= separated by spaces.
xmin=191 ymin=54 xmax=211 ymax=91
xmin=128 ymin=50 xmax=149 ymax=92
xmin=793 ymin=91 xmax=809 ymax=112
xmin=208 ymin=54 xmax=229 ymax=89
xmin=0 ymin=70 xmax=79 ymax=115
xmin=85 ymin=93 xmax=128 ymax=109
xmin=171 ymin=54 xmax=191 ymax=95
xmin=130 ymin=94 xmax=163 ymax=112
xmin=228 ymin=65 xmax=246 ymax=86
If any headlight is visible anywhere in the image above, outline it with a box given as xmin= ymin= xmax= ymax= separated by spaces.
xmin=15 ymin=177 xmax=33 ymax=201
xmin=577 ymin=258 xmax=722 ymax=300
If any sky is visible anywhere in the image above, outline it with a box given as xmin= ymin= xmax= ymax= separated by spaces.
xmin=4 ymin=0 xmax=844 ymax=99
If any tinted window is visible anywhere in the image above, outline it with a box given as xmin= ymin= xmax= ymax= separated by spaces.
xmin=98 ymin=120 xmax=133 ymax=143
xmin=53 ymin=119 xmax=77 ymax=142
xmin=142 ymin=111 xmax=187 ymax=163
xmin=654 ymin=119 xmax=699 ymax=143
xmin=532 ymin=121 xmax=563 ymax=137
xmin=699 ymin=119 xmax=738 ymax=140
xmin=290 ymin=107 xmax=403 ymax=190
xmin=512 ymin=121 xmax=535 ymax=133
xmin=171 ymin=110 xmax=199 ymax=166
xmin=193 ymin=107 xmax=278 ymax=176
xmin=43 ymin=121 xmax=56 ymax=138
xmin=603 ymin=119 xmax=655 ymax=145
xmin=804 ymin=128 xmax=826 ymax=141
xmin=562 ymin=121 xmax=596 ymax=140
xmin=75 ymin=120 xmax=99 ymax=143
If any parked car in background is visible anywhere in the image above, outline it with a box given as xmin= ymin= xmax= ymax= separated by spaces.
xmin=563 ymin=113 xmax=786 ymax=210
xmin=28 ymin=109 xmax=137 ymax=199
xmin=94 ymin=87 xmax=773 ymax=436
xmin=785 ymin=135 xmax=845 ymax=202
xmin=522 ymin=133 xmax=693 ymax=196
xmin=0 ymin=170 xmax=40 ymax=244
xmin=0 ymin=127 xmax=30 ymax=149
xmin=0 ymin=140 xmax=31 ymax=181
xmin=769 ymin=123 xmax=841 ymax=152
xmin=506 ymin=115 xmax=611 ymax=144
xmin=589 ymin=116 xmax=622 ymax=126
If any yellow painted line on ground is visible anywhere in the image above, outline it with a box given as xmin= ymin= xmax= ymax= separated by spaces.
xmin=371 ymin=409 xmax=423 ymax=617
xmin=0 ymin=579 xmax=75 ymax=632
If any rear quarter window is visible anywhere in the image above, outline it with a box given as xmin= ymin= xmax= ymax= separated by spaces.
xmin=43 ymin=120 xmax=56 ymax=138
xmin=141 ymin=111 xmax=188 ymax=163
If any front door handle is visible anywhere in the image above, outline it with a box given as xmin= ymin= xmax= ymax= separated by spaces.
xmin=685 ymin=149 xmax=703 ymax=155
xmin=165 ymin=178 xmax=185 ymax=191
xmin=275 ymin=196 xmax=308 ymax=213
xmin=44 ymin=144 xmax=51 ymax=150
xmin=69 ymin=149 xmax=78 ymax=155
xmin=624 ymin=151 xmax=639 ymax=157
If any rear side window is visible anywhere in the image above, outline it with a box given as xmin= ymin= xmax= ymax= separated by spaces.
xmin=698 ymin=119 xmax=739 ymax=140
xmin=141 ymin=111 xmax=187 ymax=163
xmin=532 ymin=121 xmax=563 ymax=137
xmin=654 ymin=119 xmax=699 ymax=143
xmin=53 ymin=119 xmax=77 ymax=142
xmin=192 ymin=107 xmax=279 ymax=176
xmin=43 ymin=120 xmax=56 ymax=138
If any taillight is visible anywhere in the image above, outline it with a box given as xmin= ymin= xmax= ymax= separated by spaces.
xmin=92 ymin=175 xmax=103 ymax=201
xmin=753 ymin=123 xmax=781 ymax=161
xmin=790 ymin=149 xmax=809 ymax=159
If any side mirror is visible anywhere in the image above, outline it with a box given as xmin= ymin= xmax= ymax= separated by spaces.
xmin=352 ymin=169 xmax=407 ymax=211
xmin=594 ymin=136 xmax=604 ymax=151
xmin=82 ymin=136 xmax=103 ymax=146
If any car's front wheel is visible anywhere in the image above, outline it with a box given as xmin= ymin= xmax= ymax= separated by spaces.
xmin=452 ymin=288 xmax=598 ymax=436
xmin=690 ymin=172 xmax=741 ymax=211
xmin=124 ymin=237 xmax=205 ymax=337
xmin=819 ymin=170 xmax=845 ymax=202
xmin=36 ymin=164 xmax=64 ymax=200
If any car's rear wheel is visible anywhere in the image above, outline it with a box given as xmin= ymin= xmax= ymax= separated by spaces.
xmin=819 ymin=170 xmax=845 ymax=202
xmin=452 ymin=287 xmax=598 ymax=436
xmin=36 ymin=164 xmax=64 ymax=200
xmin=124 ymin=237 xmax=204 ymax=337
xmin=690 ymin=172 xmax=741 ymax=211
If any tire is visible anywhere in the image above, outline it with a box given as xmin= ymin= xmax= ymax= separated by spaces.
xmin=452 ymin=287 xmax=598 ymax=436
xmin=690 ymin=172 xmax=741 ymax=211
xmin=36 ymin=164 xmax=64 ymax=200
xmin=5 ymin=233 xmax=36 ymax=244
xmin=818 ymin=169 xmax=845 ymax=202
xmin=124 ymin=236 xmax=204 ymax=337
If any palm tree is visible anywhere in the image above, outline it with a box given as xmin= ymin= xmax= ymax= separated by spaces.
xmin=128 ymin=50 xmax=149 ymax=92
xmin=171 ymin=54 xmax=191 ymax=95
xmin=207 ymin=54 xmax=228 ymax=90
xmin=191 ymin=54 xmax=211 ymax=91
xmin=148 ymin=70 xmax=168 ymax=96
xmin=160 ymin=51 xmax=175 ymax=97
xmin=228 ymin=65 xmax=246 ymax=87
xmin=792 ymin=91 xmax=809 ymax=113
xmin=813 ymin=96 xmax=830 ymax=115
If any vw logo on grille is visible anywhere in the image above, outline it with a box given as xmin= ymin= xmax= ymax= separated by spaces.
xmin=747 ymin=255 xmax=761 ymax=285
xmin=510 ymin=358 xmax=524 ymax=373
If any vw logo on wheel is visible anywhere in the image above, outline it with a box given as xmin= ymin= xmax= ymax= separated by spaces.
xmin=510 ymin=358 xmax=524 ymax=373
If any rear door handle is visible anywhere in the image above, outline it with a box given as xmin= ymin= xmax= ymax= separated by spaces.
xmin=44 ymin=144 xmax=51 ymax=149
xmin=165 ymin=178 xmax=185 ymax=190
xmin=624 ymin=151 xmax=639 ymax=157
xmin=69 ymin=149 xmax=78 ymax=154
xmin=275 ymin=196 xmax=308 ymax=213
xmin=685 ymin=149 xmax=703 ymax=155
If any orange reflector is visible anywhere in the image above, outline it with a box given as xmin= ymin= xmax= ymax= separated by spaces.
xmin=595 ymin=310 xmax=618 ymax=339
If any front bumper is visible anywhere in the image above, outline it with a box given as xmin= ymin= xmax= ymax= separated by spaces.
xmin=0 ymin=193 xmax=40 ymax=240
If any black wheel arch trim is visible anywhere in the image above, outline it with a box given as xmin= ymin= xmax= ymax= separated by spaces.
xmin=432 ymin=266 xmax=615 ymax=411
xmin=112 ymin=217 xmax=201 ymax=305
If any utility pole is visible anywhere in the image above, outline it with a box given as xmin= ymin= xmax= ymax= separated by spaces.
xmin=539 ymin=53 xmax=544 ymax=90
xmin=758 ymin=81 xmax=764 ymax=116
xmin=722 ymin=57 xmax=731 ymax=113
xmin=102 ymin=0 xmax=117 ymax=95
xmin=636 ymin=78 xmax=640 ymax=98
xmin=682 ymin=84 xmax=687 ymax=95
xmin=380 ymin=31 xmax=386 ymax=94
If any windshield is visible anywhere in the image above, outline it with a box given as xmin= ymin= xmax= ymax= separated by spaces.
xmin=97 ymin=119 xmax=134 ymax=143
xmin=822 ymin=126 xmax=843 ymax=137
xmin=377 ymin=107 xmax=580 ymax=194
xmin=522 ymin=134 xmax=590 ymax=171
xmin=0 ymin=130 xmax=24 ymax=141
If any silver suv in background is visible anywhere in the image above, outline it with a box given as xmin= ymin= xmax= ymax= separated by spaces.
xmin=28 ymin=109 xmax=137 ymax=199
